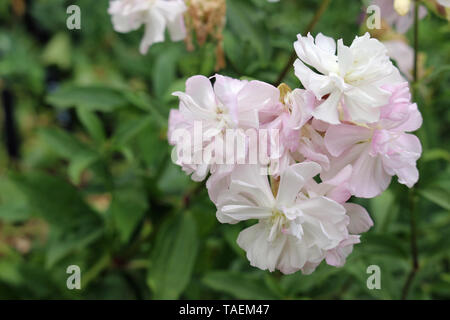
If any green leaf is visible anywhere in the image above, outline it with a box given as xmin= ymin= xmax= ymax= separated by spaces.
xmin=76 ymin=108 xmax=106 ymax=143
xmin=147 ymin=213 xmax=198 ymax=299
xmin=422 ymin=148 xmax=450 ymax=162
xmin=112 ymin=115 xmax=153 ymax=148
xmin=46 ymin=85 xmax=128 ymax=112
xmin=203 ymin=271 xmax=280 ymax=299
xmin=110 ymin=187 xmax=148 ymax=243
xmin=419 ymin=187 xmax=450 ymax=210
xmin=0 ymin=176 xmax=32 ymax=222
xmin=370 ymin=189 xmax=398 ymax=233
xmin=10 ymin=172 xmax=103 ymax=266
xmin=227 ymin=0 xmax=271 ymax=65
xmin=152 ymin=47 xmax=181 ymax=98
xmin=41 ymin=32 xmax=72 ymax=69
xmin=0 ymin=203 xmax=30 ymax=223
xmin=157 ymin=163 xmax=192 ymax=195
xmin=39 ymin=127 xmax=94 ymax=158
xmin=39 ymin=127 xmax=99 ymax=183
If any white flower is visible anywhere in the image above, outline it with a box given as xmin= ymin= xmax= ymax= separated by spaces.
xmin=108 ymin=0 xmax=187 ymax=54
xmin=215 ymin=162 xmax=350 ymax=274
xmin=294 ymin=32 xmax=401 ymax=124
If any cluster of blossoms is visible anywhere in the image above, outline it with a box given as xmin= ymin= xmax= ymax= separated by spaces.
xmin=168 ymin=32 xmax=422 ymax=274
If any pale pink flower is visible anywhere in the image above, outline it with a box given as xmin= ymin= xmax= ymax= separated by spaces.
xmin=323 ymin=82 xmax=422 ymax=198
xmin=306 ymin=165 xmax=374 ymax=267
xmin=169 ymin=74 xmax=279 ymax=182
xmin=383 ymin=40 xmax=414 ymax=81
xmin=215 ymin=162 xmax=351 ymax=274
xmin=259 ymin=89 xmax=316 ymax=176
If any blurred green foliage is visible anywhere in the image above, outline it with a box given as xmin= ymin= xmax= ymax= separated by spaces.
xmin=0 ymin=0 xmax=449 ymax=299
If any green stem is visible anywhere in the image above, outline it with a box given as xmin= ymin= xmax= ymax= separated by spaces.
xmin=401 ymin=0 xmax=420 ymax=300
xmin=274 ymin=0 xmax=332 ymax=86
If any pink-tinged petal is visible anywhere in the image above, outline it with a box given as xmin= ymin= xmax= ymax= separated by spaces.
xmin=214 ymin=74 xmax=247 ymax=98
xmin=383 ymin=40 xmax=414 ymax=81
xmin=228 ymin=165 xmax=275 ymax=208
xmin=325 ymin=124 xmax=372 ymax=157
xmin=277 ymin=238 xmax=309 ymax=274
xmin=312 ymin=90 xmax=342 ymax=124
xmin=321 ymin=165 xmax=353 ymax=204
xmin=297 ymin=140 xmax=330 ymax=171
xmin=394 ymin=103 xmax=423 ymax=132
xmin=320 ymin=142 xmax=366 ymax=182
xmin=235 ymin=80 xmax=279 ymax=128
xmin=185 ymin=75 xmax=216 ymax=112
xmin=350 ymin=148 xmax=391 ymax=198
xmin=213 ymin=75 xmax=245 ymax=125
xmin=327 ymin=186 xmax=351 ymax=205
xmin=389 ymin=133 xmax=421 ymax=187
xmin=237 ymin=222 xmax=288 ymax=273
xmin=395 ymin=164 xmax=419 ymax=188
xmin=206 ymin=164 xmax=234 ymax=203
xmin=276 ymin=162 xmax=321 ymax=206
xmin=325 ymin=235 xmax=360 ymax=267
xmin=311 ymin=118 xmax=329 ymax=132
xmin=288 ymin=89 xmax=314 ymax=129
xmin=343 ymin=203 xmax=373 ymax=234
xmin=238 ymin=80 xmax=279 ymax=112
xmin=167 ymin=109 xmax=185 ymax=145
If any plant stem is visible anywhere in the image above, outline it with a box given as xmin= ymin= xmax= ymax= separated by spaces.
xmin=401 ymin=0 xmax=420 ymax=300
xmin=274 ymin=0 xmax=331 ymax=86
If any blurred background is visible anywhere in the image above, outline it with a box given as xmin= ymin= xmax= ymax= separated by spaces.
xmin=0 ymin=0 xmax=449 ymax=299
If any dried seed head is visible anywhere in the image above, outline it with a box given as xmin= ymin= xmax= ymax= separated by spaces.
xmin=185 ymin=0 xmax=227 ymax=70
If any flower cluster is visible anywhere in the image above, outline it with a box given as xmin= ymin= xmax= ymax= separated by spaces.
xmin=168 ymin=32 xmax=422 ymax=274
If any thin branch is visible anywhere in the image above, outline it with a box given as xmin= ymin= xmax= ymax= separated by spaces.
xmin=402 ymin=0 xmax=420 ymax=300
xmin=274 ymin=0 xmax=331 ymax=86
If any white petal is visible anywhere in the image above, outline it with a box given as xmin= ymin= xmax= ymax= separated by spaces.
xmin=312 ymin=90 xmax=342 ymax=124
xmin=343 ymin=203 xmax=373 ymax=234
xmin=237 ymin=222 xmax=287 ymax=272
xmin=315 ymin=33 xmax=336 ymax=55
xmin=139 ymin=10 xmax=166 ymax=54
xmin=276 ymin=162 xmax=321 ymax=206
xmin=218 ymin=204 xmax=272 ymax=223
xmin=294 ymin=59 xmax=334 ymax=99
